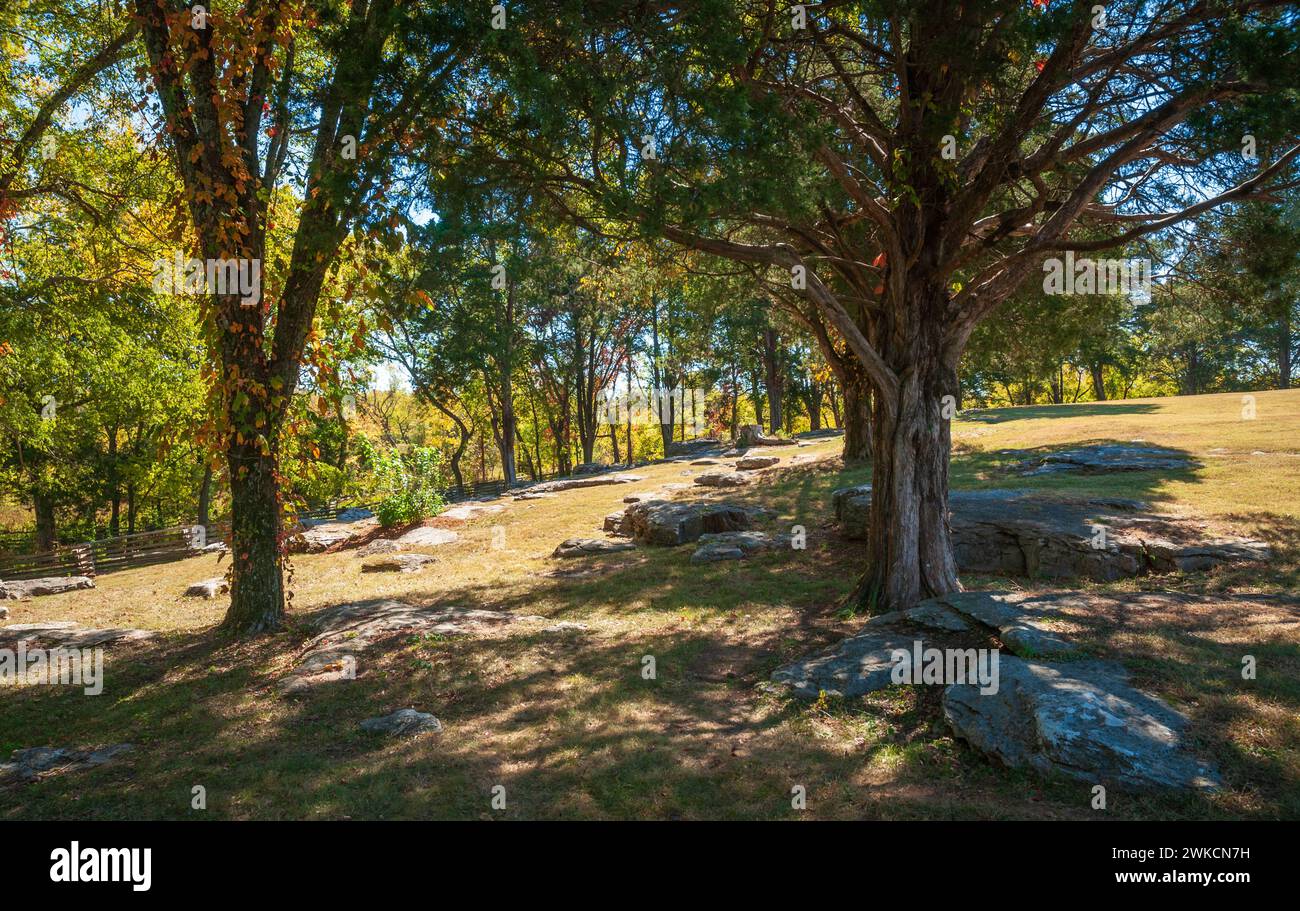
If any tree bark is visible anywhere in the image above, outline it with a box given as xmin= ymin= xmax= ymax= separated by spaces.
xmin=33 ymin=490 xmax=56 ymax=552
xmin=763 ymin=327 xmax=783 ymax=434
xmin=1090 ymin=363 xmax=1107 ymax=400
xmin=841 ymin=368 xmax=874 ymax=461
xmin=846 ymin=341 xmax=960 ymax=613
xmin=220 ymin=438 xmax=284 ymax=634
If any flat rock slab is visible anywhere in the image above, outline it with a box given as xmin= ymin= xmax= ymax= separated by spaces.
xmin=694 ymin=471 xmax=750 ymax=488
xmin=666 ymin=439 xmax=723 ymax=457
xmin=690 ymin=531 xmax=780 ymax=564
xmin=396 ymin=526 xmax=460 ymax=547
xmin=432 ymin=503 xmax=506 ymax=526
xmin=1010 ymin=445 xmax=1193 ymax=476
xmin=690 ymin=458 xmax=721 ymax=466
xmin=603 ymin=511 xmax=632 ymax=535
xmin=833 ymin=486 xmax=1270 ymax=581
xmin=553 ymin=538 xmax=637 ymax=558
xmin=184 ymin=577 xmax=229 ymax=599
xmin=513 ymin=491 xmax=557 ymax=501
xmin=624 ymin=500 xmax=768 ymax=546
xmin=292 ymin=518 xmax=378 ymax=553
xmin=355 ymin=538 xmax=404 ymax=557
xmin=281 ymin=599 xmax=541 ymax=694
xmin=1 ymin=744 xmax=134 ymax=783
xmin=1 ymin=576 xmax=95 ymax=599
xmin=927 ymin=591 xmax=1080 ymax=657
xmin=0 ymin=623 xmax=153 ymax=649
xmin=737 ymin=424 xmax=798 ymax=447
xmin=770 ymin=609 xmax=965 ymax=698
xmin=943 ymin=657 xmax=1220 ymax=790
xmin=360 ymin=709 xmax=443 ymax=737
xmin=736 ymin=455 xmax=780 ymax=470
xmin=361 ymin=553 xmax=437 ymax=573
xmin=527 ymin=474 xmax=644 ymax=495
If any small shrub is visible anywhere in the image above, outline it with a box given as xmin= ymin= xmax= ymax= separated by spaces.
xmin=356 ymin=438 xmax=448 ymax=528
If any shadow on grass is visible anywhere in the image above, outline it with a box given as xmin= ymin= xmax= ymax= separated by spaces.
xmin=950 ymin=438 xmax=1202 ymax=506
xmin=959 ymin=402 xmax=1161 ymax=424
xmin=4 ymin=446 xmax=1294 ymax=821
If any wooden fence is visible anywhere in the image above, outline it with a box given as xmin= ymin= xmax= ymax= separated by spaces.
xmin=0 ymin=522 xmax=230 ymax=582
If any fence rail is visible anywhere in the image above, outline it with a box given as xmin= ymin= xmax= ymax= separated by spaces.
xmin=0 ymin=522 xmax=230 ymax=582
xmin=0 ymin=463 xmax=639 ymax=581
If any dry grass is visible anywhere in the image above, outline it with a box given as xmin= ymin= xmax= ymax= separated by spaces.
xmin=3 ymin=390 xmax=1300 ymax=819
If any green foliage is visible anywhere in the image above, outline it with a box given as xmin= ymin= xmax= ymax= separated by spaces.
xmin=354 ymin=436 xmax=448 ymax=528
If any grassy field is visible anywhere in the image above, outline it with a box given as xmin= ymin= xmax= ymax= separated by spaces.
xmin=3 ymin=389 xmax=1299 ymax=820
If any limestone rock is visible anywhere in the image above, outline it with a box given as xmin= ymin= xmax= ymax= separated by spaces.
xmin=665 ymin=438 xmax=723 ymax=458
xmin=0 ymin=623 xmax=152 ymax=649
xmin=833 ymin=486 xmax=1269 ymax=581
xmin=736 ymin=455 xmax=780 ymax=470
xmin=694 ymin=471 xmax=750 ymax=488
xmin=359 ymin=708 xmax=443 ymax=737
xmin=737 ymin=424 xmax=797 ymax=448
xmin=928 ymin=591 xmax=1080 ymax=657
xmin=395 ymin=526 xmax=459 ymax=547
xmin=943 ymin=657 xmax=1220 ymax=790
xmin=361 ymin=553 xmax=436 ymax=573
xmin=1 ymin=743 xmax=134 ymax=783
xmin=552 ymin=538 xmax=637 ymax=558
xmin=624 ymin=500 xmax=766 ymax=546
xmin=690 ymin=458 xmax=720 ymax=466
xmin=690 ymin=531 xmax=777 ymax=564
xmin=434 ymin=502 xmax=506 ymax=525
xmin=0 ymin=576 xmax=95 ymax=599
xmin=292 ymin=517 xmax=378 ymax=553
xmin=281 ymin=599 xmax=541 ymax=694
xmin=770 ymin=611 xmax=961 ymax=698
xmin=184 ymin=577 xmax=229 ymax=599
xmin=355 ymin=538 xmax=404 ymax=557
xmin=527 ymin=474 xmax=643 ymax=495
xmin=1010 ymin=444 xmax=1193 ymax=476
xmin=603 ymin=511 xmax=632 ymax=535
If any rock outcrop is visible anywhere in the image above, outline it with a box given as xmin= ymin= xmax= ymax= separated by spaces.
xmin=552 ymin=538 xmax=637 ymax=558
xmin=361 ymin=553 xmax=437 ymax=573
xmin=1009 ymin=444 xmax=1193 ymax=476
xmin=1 ymin=744 xmax=135 ymax=783
xmin=693 ymin=471 xmax=750 ymax=488
xmin=280 ymin=599 xmax=541 ymax=694
xmin=737 ymin=424 xmax=797 ymax=448
xmin=623 ymin=500 xmax=767 ymax=546
xmin=943 ymin=657 xmax=1219 ymax=790
xmin=0 ymin=622 xmax=153 ymax=649
xmin=833 ymin=486 xmax=1269 ymax=581
xmin=359 ymin=709 xmax=443 ymax=737
xmin=1 ymin=576 xmax=95 ymax=599
xmin=184 ymin=577 xmax=229 ymax=599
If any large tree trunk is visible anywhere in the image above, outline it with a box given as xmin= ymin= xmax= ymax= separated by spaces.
xmin=1090 ymin=363 xmax=1107 ymax=400
xmin=806 ymin=382 xmax=823 ymax=431
xmin=33 ymin=490 xmax=57 ymax=552
xmin=847 ymin=349 xmax=960 ymax=613
xmin=763 ymin=327 xmax=783 ymax=434
xmin=841 ymin=368 xmax=873 ymax=461
xmin=221 ymin=439 xmax=284 ymax=634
